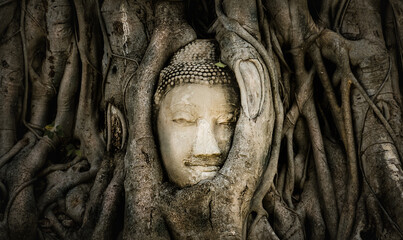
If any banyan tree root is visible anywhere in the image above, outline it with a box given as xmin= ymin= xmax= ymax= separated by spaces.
xmin=0 ymin=0 xmax=402 ymax=239
xmin=0 ymin=0 xmax=107 ymax=238
xmin=123 ymin=1 xmax=196 ymax=239
xmin=210 ymin=3 xmax=285 ymax=239
xmin=100 ymin=0 xmax=152 ymax=109
xmin=0 ymin=4 xmax=23 ymax=157
xmin=0 ymin=0 xmax=76 ymax=239
xmin=260 ymin=0 xmax=403 ymax=239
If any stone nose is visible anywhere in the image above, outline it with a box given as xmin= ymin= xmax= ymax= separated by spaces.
xmin=192 ymin=119 xmax=221 ymax=157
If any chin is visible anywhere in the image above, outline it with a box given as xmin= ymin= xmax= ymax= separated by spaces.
xmin=192 ymin=169 xmax=220 ymax=184
xmin=176 ymin=167 xmax=221 ymax=187
xmin=200 ymin=171 xmax=218 ymax=179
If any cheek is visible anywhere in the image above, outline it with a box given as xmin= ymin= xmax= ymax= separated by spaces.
xmin=169 ymin=126 xmax=196 ymax=156
xmin=158 ymin=119 xmax=196 ymax=163
xmin=215 ymin=125 xmax=235 ymax=153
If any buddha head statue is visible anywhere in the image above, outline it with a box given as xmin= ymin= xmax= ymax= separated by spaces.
xmin=154 ymin=40 xmax=240 ymax=188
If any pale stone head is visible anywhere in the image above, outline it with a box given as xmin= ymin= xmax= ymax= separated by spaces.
xmin=154 ymin=40 xmax=240 ymax=187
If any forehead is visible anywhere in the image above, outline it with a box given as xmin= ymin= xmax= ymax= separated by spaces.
xmin=161 ymin=84 xmax=239 ymax=110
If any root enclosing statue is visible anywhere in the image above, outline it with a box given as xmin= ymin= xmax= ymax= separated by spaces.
xmin=0 ymin=0 xmax=402 ymax=239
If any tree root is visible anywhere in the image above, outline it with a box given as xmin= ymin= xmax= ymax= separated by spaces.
xmin=0 ymin=1 xmax=401 ymax=239
xmin=303 ymin=97 xmax=339 ymax=239
xmin=20 ymin=0 xmax=42 ymax=139
xmin=123 ymin=1 xmax=196 ymax=238
xmin=284 ymin=132 xmax=295 ymax=208
xmin=337 ymin=75 xmax=359 ymax=240
xmin=38 ymin=162 xmax=99 ymax=214
xmin=44 ymin=206 xmax=67 ymax=239
xmin=92 ymin=153 xmax=125 ymax=239
xmin=212 ymin=2 xmax=283 ymax=238
xmin=1 ymin=177 xmax=37 ymax=227
xmin=0 ymin=135 xmax=32 ymax=169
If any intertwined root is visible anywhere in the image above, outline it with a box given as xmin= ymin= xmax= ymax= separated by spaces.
xmin=0 ymin=0 xmax=402 ymax=239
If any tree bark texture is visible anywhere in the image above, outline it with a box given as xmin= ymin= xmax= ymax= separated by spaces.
xmin=0 ymin=0 xmax=402 ymax=239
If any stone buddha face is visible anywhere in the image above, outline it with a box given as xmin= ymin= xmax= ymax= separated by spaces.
xmin=157 ymin=84 xmax=239 ymax=187
xmin=154 ymin=40 xmax=240 ymax=187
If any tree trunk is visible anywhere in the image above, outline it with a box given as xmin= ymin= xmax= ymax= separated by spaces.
xmin=0 ymin=0 xmax=402 ymax=239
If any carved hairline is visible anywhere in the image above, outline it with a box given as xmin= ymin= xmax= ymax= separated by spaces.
xmin=153 ymin=39 xmax=239 ymax=107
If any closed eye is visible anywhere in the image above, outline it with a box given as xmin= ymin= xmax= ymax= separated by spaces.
xmin=172 ymin=112 xmax=196 ymax=125
xmin=172 ymin=118 xmax=195 ymax=124
xmin=217 ymin=113 xmax=237 ymax=125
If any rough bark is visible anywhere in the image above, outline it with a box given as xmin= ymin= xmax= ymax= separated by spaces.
xmin=0 ymin=0 xmax=402 ymax=239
